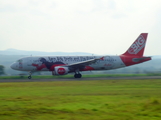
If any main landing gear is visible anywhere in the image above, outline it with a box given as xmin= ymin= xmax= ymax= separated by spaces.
xmin=28 ymin=71 xmax=32 ymax=79
xmin=74 ymin=71 xmax=82 ymax=78
xmin=74 ymin=73 xmax=82 ymax=78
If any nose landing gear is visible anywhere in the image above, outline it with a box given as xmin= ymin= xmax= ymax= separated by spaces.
xmin=28 ymin=71 xmax=32 ymax=79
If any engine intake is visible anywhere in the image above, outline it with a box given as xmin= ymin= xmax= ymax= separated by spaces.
xmin=52 ymin=66 xmax=69 ymax=75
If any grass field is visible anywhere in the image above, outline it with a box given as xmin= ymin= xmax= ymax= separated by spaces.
xmin=0 ymin=79 xmax=161 ymax=120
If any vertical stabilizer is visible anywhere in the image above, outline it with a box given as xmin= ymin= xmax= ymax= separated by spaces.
xmin=122 ymin=33 xmax=148 ymax=56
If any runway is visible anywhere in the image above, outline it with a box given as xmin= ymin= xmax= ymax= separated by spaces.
xmin=0 ymin=76 xmax=161 ymax=82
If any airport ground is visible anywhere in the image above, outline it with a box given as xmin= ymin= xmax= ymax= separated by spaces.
xmin=1 ymin=74 xmax=161 ymax=82
xmin=0 ymin=76 xmax=161 ymax=120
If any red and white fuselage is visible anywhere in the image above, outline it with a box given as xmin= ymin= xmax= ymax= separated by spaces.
xmin=11 ymin=33 xmax=151 ymax=79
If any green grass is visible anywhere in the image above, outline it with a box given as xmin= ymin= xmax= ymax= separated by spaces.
xmin=1 ymin=73 xmax=161 ymax=79
xmin=0 ymin=79 xmax=161 ymax=120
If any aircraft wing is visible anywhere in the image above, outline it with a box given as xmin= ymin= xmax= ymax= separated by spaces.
xmin=64 ymin=57 xmax=104 ymax=70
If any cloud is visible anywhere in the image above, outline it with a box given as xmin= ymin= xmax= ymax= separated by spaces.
xmin=0 ymin=0 xmax=161 ymax=55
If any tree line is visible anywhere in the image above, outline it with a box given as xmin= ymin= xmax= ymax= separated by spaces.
xmin=0 ymin=65 xmax=5 ymax=75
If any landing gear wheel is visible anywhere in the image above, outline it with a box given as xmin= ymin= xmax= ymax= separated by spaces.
xmin=77 ymin=73 xmax=82 ymax=78
xmin=74 ymin=73 xmax=82 ymax=78
xmin=28 ymin=76 xmax=32 ymax=79
xmin=28 ymin=71 xmax=32 ymax=79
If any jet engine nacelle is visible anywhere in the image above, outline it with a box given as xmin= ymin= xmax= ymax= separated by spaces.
xmin=53 ymin=66 xmax=69 ymax=75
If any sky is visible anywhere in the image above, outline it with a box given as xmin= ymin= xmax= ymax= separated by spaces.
xmin=0 ymin=0 xmax=161 ymax=55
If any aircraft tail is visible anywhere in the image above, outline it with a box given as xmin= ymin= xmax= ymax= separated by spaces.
xmin=122 ymin=33 xmax=148 ymax=56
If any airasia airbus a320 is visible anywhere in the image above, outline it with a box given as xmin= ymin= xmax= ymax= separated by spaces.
xmin=11 ymin=33 xmax=151 ymax=79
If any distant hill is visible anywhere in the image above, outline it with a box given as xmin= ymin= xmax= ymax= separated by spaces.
xmin=0 ymin=49 xmax=93 ymax=56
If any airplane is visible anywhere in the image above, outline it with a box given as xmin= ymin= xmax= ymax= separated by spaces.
xmin=11 ymin=33 xmax=151 ymax=79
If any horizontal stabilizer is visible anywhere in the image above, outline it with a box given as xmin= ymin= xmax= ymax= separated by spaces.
xmin=132 ymin=57 xmax=151 ymax=62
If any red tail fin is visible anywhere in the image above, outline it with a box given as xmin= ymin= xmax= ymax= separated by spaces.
xmin=123 ymin=33 xmax=148 ymax=56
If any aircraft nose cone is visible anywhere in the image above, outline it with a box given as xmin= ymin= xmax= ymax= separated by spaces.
xmin=10 ymin=63 xmax=16 ymax=70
